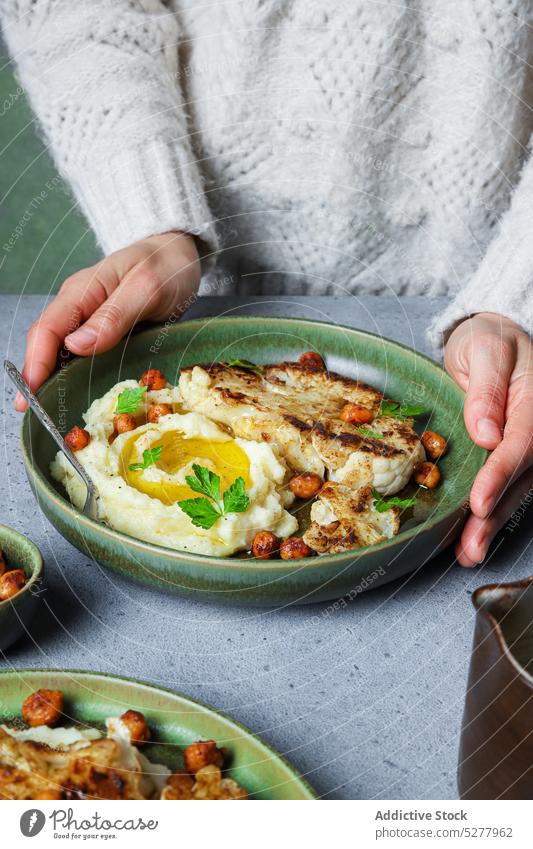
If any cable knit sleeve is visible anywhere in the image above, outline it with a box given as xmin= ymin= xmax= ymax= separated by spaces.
xmin=0 ymin=0 xmax=218 ymax=259
xmin=429 ymin=139 xmax=533 ymax=348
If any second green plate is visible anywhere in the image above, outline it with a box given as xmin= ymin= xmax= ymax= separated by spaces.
xmin=0 ymin=669 xmax=315 ymax=799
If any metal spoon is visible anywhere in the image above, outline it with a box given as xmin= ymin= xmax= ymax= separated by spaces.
xmin=4 ymin=360 xmax=99 ymax=520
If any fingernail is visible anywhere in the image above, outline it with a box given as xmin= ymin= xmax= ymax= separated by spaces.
xmin=15 ymin=391 xmax=26 ymax=410
xmin=475 ymin=418 xmax=501 ymax=443
xmin=66 ymin=327 xmax=97 ymax=350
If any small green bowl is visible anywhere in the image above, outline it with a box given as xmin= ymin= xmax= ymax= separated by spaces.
xmin=0 ymin=668 xmax=316 ymax=799
xmin=0 ymin=525 xmax=44 ymax=652
xmin=20 ymin=316 xmax=486 ymax=606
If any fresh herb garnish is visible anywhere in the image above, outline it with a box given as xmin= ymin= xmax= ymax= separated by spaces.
xmin=222 ymin=358 xmax=263 ymax=375
xmin=177 ymin=464 xmax=250 ymax=529
xmin=115 ymin=386 xmax=147 ymax=415
xmin=221 ymin=476 xmax=251 ymax=514
xmin=357 ymin=427 xmax=384 ymax=440
xmin=372 ymin=488 xmax=416 ymax=513
xmin=128 ymin=446 xmax=162 ymax=471
xmin=379 ymin=400 xmax=426 ymax=421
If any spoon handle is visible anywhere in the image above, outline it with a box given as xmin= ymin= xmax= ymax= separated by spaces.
xmin=4 ymin=360 xmax=98 ymax=518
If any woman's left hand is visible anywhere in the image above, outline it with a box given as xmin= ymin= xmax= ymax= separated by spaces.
xmin=444 ymin=312 xmax=533 ymax=567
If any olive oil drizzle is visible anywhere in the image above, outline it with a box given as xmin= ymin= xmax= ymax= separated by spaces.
xmin=122 ymin=429 xmax=250 ymax=507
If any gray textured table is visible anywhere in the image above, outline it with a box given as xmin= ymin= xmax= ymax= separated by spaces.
xmin=1 ymin=294 xmax=532 ymax=800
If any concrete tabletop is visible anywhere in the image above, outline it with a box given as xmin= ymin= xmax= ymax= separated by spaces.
xmin=1 ymin=293 xmax=531 ymax=800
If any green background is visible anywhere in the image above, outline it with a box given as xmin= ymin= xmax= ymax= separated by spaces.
xmin=0 ymin=39 xmax=100 ymax=295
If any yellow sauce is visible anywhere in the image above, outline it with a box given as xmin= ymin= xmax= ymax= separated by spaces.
xmin=122 ymin=430 xmax=250 ymax=506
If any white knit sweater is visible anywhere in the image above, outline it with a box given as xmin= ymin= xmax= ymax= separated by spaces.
xmin=2 ymin=0 xmax=533 ymax=345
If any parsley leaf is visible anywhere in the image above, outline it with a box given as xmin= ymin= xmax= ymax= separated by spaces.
xmin=177 ymin=497 xmax=221 ymax=530
xmin=116 ymin=386 xmax=147 ymax=415
xmin=128 ymin=446 xmax=162 ymax=472
xmin=222 ymin=476 xmax=249 ymax=514
xmin=357 ymin=427 xmax=384 ymax=440
xmin=178 ymin=465 xmax=250 ymax=529
xmin=372 ymin=488 xmax=417 ymax=513
xmin=222 ymin=358 xmax=263 ymax=375
xmin=379 ymin=400 xmax=426 ymax=421
xmin=185 ymin=463 xmax=220 ymax=503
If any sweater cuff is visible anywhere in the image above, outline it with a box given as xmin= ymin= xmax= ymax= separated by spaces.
xmin=429 ymin=249 xmax=533 ymax=351
xmin=68 ymin=140 xmax=219 ymax=264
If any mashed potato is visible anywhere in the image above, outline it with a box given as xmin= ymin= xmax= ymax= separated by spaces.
xmin=51 ymin=381 xmax=297 ymax=557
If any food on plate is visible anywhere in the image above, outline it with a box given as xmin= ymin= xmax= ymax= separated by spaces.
xmin=51 ymin=377 xmax=297 ymax=557
xmin=178 ymin=361 xmax=425 ymax=493
xmin=65 ymin=425 xmax=90 ymax=452
xmin=148 ymin=402 xmax=173 ymax=423
xmin=0 ymin=569 xmax=27 ymax=601
xmin=0 ymin=692 xmax=248 ymax=800
xmin=309 ymin=416 xmax=425 ymax=495
xmin=289 ymin=472 xmax=323 ymax=499
xmin=251 ymin=530 xmax=281 ymax=559
xmin=421 ymin=430 xmax=448 ymax=460
xmin=413 ymin=461 xmax=441 ymax=489
xmin=340 ymin=403 xmax=373 ymax=425
xmin=139 ymin=368 xmax=167 ymax=390
xmin=183 ymin=740 xmax=224 ymax=773
xmin=0 ymin=549 xmax=28 ymax=601
xmin=53 ymin=356 xmax=447 ymax=557
xmin=297 ymin=351 xmax=326 ymax=370
xmin=303 ymin=483 xmax=402 ymax=554
xmin=279 ymin=537 xmax=315 ymax=560
xmin=119 ymin=709 xmax=151 ymax=746
xmin=113 ymin=412 xmax=137 ymax=434
xmin=22 ymin=689 xmax=64 ymax=728
xmin=161 ymin=764 xmax=247 ymax=800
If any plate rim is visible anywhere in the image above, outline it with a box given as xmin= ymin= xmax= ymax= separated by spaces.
xmin=20 ymin=315 xmax=486 ymax=571
xmin=0 ymin=666 xmax=318 ymax=800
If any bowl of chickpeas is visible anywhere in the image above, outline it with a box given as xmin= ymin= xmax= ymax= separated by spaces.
xmin=0 ymin=525 xmax=44 ymax=651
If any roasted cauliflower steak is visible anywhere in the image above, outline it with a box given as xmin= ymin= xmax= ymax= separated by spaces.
xmin=179 ymin=360 xmax=424 ymax=494
xmin=303 ymin=483 xmax=400 ymax=554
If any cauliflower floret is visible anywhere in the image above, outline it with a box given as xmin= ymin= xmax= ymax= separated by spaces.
xmin=303 ymin=482 xmax=401 ymax=554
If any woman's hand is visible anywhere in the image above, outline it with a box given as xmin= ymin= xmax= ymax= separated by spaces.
xmin=444 ymin=313 xmax=533 ymax=567
xmin=15 ymin=231 xmax=200 ymax=412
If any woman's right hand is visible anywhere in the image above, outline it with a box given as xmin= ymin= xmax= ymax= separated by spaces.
xmin=15 ymin=231 xmax=200 ymax=411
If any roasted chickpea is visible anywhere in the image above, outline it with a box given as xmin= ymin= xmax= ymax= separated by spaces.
xmin=340 ymin=403 xmax=373 ymax=425
xmin=0 ymin=569 xmax=26 ymax=600
xmin=298 ymin=351 xmax=325 ymax=371
xmin=139 ymin=368 xmax=167 ymax=390
xmin=147 ymin=403 xmax=173 ymax=423
xmin=280 ymin=537 xmax=315 ymax=559
xmin=421 ymin=430 xmax=448 ymax=460
xmin=22 ymin=689 xmax=64 ymax=728
xmin=413 ymin=461 xmax=441 ymax=489
xmin=252 ymin=530 xmax=280 ymax=559
xmin=64 ymin=425 xmax=90 ymax=452
xmin=183 ymin=740 xmax=224 ymax=774
xmin=289 ymin=472 xmax=323 ymax=499
xmin=120 ymin=709 xmax=151 ymax=746
xmin=113 ymin=413 xmax=137 ymax=434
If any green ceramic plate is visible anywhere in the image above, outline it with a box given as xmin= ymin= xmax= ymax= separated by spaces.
xmin=20 ymin=316 xmax=485 ymax=606
xmin=0 ymin=524 xmax=44 ymax=652
xmin=0 ymin=668 xmax=315 ymax=800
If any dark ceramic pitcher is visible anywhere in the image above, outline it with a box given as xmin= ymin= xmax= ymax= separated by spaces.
xmin=458 ymin=576 xmax=533 ymax=799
